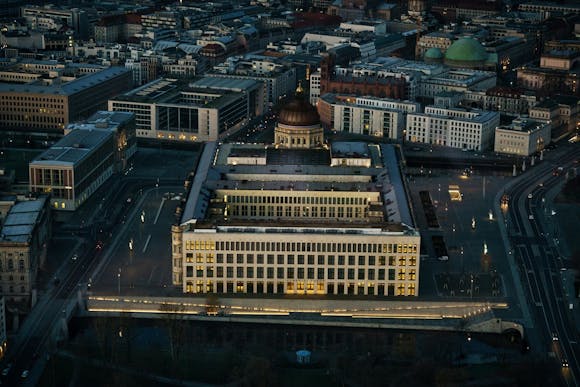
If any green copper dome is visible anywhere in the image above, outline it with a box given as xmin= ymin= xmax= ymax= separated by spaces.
xmin=444 ymin=37 xmax=488 ymax=63
xmin=424 ymin=47 xmax=444 ymax=60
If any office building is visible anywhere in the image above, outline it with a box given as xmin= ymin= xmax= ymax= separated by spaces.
xmin=406 ymin=106 xmax=500 ymax=150
xmin=29 ymin=112 xmax=136 ymax=211
xmin=317 ymin=94 xmax=420 ymax=139
xmin=494 ymin=117 xmax=551 ymax=156
xmin=0 ymin=64 xmax=133 ymax=136
xmin=109 ymin=77 xmax=265 ymax=142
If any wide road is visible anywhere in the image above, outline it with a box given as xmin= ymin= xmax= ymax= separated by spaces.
xmin=506 ymin=143 xmax=580 ymax=386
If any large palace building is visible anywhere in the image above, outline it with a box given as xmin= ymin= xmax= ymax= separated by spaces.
xmin=171 ymin=89 xmax=420 ymax=297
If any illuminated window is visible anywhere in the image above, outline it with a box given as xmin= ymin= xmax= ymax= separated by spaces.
xmin=408 ymin=284 xmax=415 ymax=296
xmin=397 ymin=284 xmax=405 ymax=296
xmin=398 ymin=269 xmax=406 ymax=281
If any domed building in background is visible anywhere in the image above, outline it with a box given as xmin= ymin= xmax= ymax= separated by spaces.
xmin=275 ymin=83 xmax=324 ymax=149
xmin=423 ymin=47 xmax=444 ymax=64
xmin=443 ymin=37 xmax=497 ymax=70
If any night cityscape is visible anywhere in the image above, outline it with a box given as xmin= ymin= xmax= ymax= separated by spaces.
xmin=0 ymin=0 xmax=580 ymax=386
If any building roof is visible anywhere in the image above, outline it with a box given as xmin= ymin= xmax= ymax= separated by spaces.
xmin=31 ymin=129 xmax=113 ymax=167
xmin=190 ymin=77 xmax=260 ymax=92
xmin=424 ymin=47 xmax=444 ymax=60
xmin=445 ymin=37 xmax=489 ymax=63
xmin=0 ymin=197 xmax=47 ymax=244
xmin=278 ymin=89 xmax=320 ymax=127
xmin=0 ymin=66 xmax=130 ymax=96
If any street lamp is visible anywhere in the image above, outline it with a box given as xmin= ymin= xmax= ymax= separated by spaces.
xmin=117 ymin=268 xmax=121 ymax=295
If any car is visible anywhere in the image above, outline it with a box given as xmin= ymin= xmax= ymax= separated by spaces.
xmin=562 ymin=359 xmax=569 ymax=368
xmin=528 ymin=214 xmax=534 ymax=220
xmin=437 ymin=255 xmax=449 ymax=261
xmin=2 ymin=364 xmax=12 ymax=376
xmin=552 ymin=333 xmax=559 ymax=341
xmin=21 ymin=370 xmax=29 ymax=378
xmin=71 ymin=254 xmax=78 ymax=261
xmin=527 ymin=193 xmax=533 ymax=199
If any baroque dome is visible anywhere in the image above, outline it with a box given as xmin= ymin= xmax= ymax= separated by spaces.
xmin=278 ymin=87 xmax=320 ymax=127
xmin=444 ymin=37 xmax=488 ymax=63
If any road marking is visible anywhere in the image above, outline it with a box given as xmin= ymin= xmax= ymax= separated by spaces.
xmin=148 ymin=265 xmax=157 ymax=284
xmin=142 ymin=234 xmax=151 ymax=253
xmin=154 ymin=198 xmax=166 ymax=225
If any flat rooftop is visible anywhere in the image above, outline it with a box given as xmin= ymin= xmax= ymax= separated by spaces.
xmin=31 ymin=129 xmax=113 ymax=167
xmin=0 ymin=66 xmax=130 ymax=96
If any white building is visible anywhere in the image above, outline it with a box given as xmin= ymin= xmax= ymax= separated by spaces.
xmin=318 ymin=94 xmax=420 ymax=139
xmin=406 ymin=106 xmax=500 ymax=151
xmin=494 ymin=117 xmax=551 ymax=156
xmin=339 ymin=20 xmax=387 ymax=35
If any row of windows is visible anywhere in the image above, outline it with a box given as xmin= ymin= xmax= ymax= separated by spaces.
xmin=0 ymin=285 xmax=27 ymax=294
xmin=227 ymin=195 xmax=368 ymax=205
xmin=186 ymin=241 xmax=418 ymax=254
xmin=186 ymin=265 xmax=416 ymax=281
xmin=186 ymin=252 xmax=417 ymax=267
xmin=0 ymin=259 xmax=26 ymax=272
xmin=0 ymin=274 xmax=26 ymax=282
xmin=185 ymin=280 xmax=416 ymax=296
xmin=229 ymin=205 xmax=365 ymax=218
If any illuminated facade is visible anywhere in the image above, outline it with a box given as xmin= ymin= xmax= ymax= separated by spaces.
xmin=494 ymin=117 xmax=551 ymax=156
xmin=172 ymin=97 xmax=420 ymax=297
